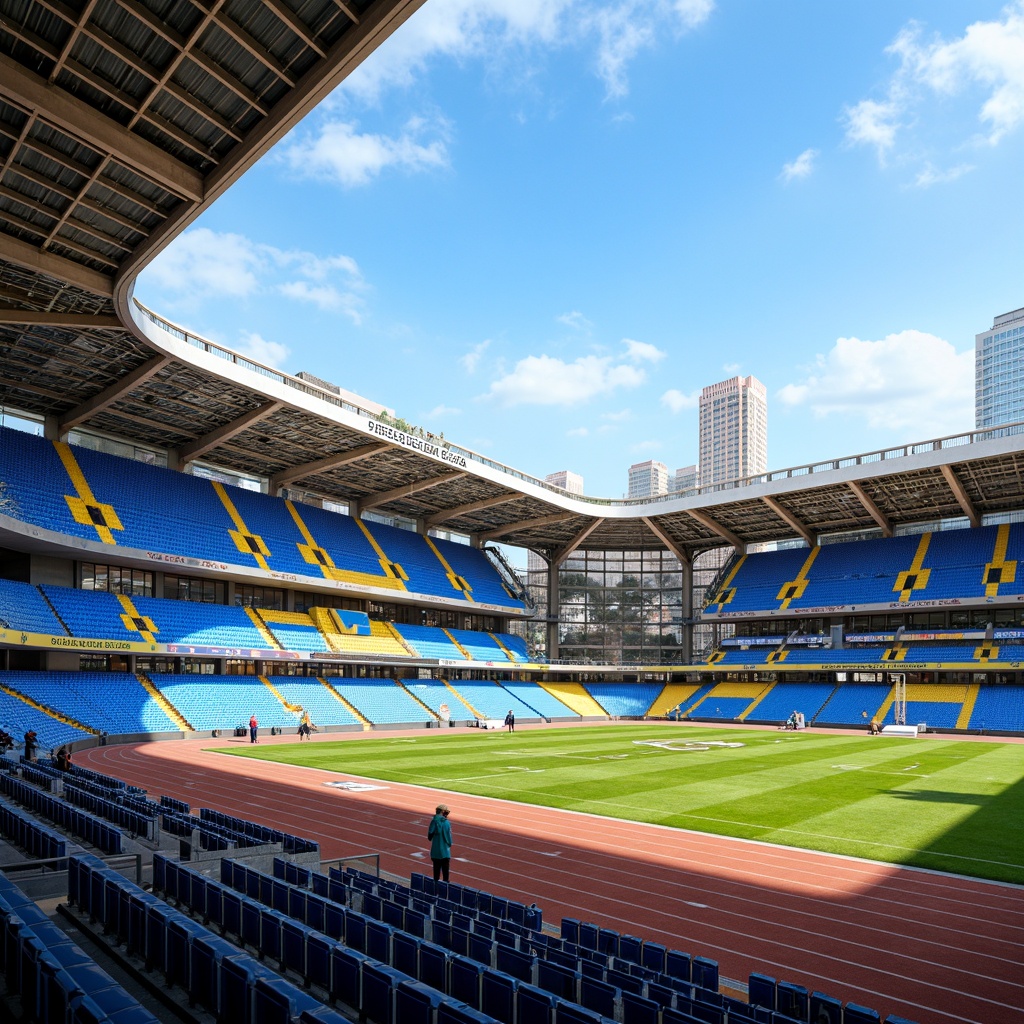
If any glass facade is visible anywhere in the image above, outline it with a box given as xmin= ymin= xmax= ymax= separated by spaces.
xmin=976 ymin=309 xmax=1024 ymax=429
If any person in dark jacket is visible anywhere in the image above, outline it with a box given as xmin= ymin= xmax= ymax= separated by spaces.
xmin=427 ymin=804 xmax=452 ymax=882
xmin=504 ymin=709 xmax=515 ymax=733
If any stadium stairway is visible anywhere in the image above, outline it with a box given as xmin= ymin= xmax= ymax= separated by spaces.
xmin=444 ymin=680 xmax=484 ymax=720
xmin=648 ymin=684 xmax=700 ymax=717
xmin=539 ymin=682 xmax=608 ymax=717
xmin=956 ymin=683 xmax=981 ymax=729
xmin=0 ymin=680 xmax=100 ymax=737
xmin=395 ymin=680 xmax=442 ymax=723
xmin=319 ymin=678 xmax=372 ymax=729
xmin=261 ymin=675 xmax=304 ymax=713
xmin=736 ymin=682 xmax=776 ymax=721
xmin=441 ymin=628 xmax=472 ymax=660
xmin=136 ymin=673 xmax=192 ymax=731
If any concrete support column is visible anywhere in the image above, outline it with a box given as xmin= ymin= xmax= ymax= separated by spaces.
xmin=681 ymin=556 xmax=694 ymax=663
xmin=545 ymin=554 xmax=559 ymax=661
xmin=43 ymin=415 xmax=60 ymax=441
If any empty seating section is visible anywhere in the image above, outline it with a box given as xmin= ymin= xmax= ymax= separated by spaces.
xmin=0 ymin=426 xmax=524 ymax=611
xmin=705 ymin=524 xmax=1024 ymax=615
xmin=499 ymin=682 xmax=578 ymax=718
xmin=967 ymin=685 xmax=1024 ymax=730
xmin=0 ymin=578 xmax=66 ymax=633
xmin=42 ymin=585 xmax=141 ymax=642
xmin=496 ymin=632 xmax=530 ymax=660
xmin=132 ymin=595 xmax=269 ymax=647
xmin=582 ymin=683 xmax=663 ymax=716
xmin=0 ymin=686 xmax=91 ymax=751
xmin=266 ymin=677 xmax=361 ymax=727
xmin=693 ymin=698 xmax=752 ymax=720
xmin=445 ymin=681 xmax=538 ymax=720
xmin=0 ymin=774 xmax=122 ymax=853
xmin=260 ymin=612 xmax=330 ymax=653
xmin=394 ymin=623 xmax=465 ymax=660
xmin=333 ymin=678 xmax=434 ymax=724
xmin=748 ymin=683 xmax=836 ymax=723
xmin=404 ymin=679 xmax=467 ymax=718
xmin=151 ymin=675 xmax=296 ymax=732
xmin=0 ymin=671 xmax=178 ymax=735
xmin=445 ymin=629 xmax=510 ymax=662
xmin=814 ymin=683 xmax=892 ymax=725
xmin=889 ymin=701 xmax=962 ymax=729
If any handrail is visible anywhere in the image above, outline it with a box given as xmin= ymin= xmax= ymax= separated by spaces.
xmin=133 ymin=298 xmax=1023 ymax=508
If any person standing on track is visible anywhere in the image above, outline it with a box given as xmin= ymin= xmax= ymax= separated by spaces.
xmin=428 ymin=803 xmax=452 ymax=882
xmin=504 ymin=709 xmax=515 ymax=733
xmin=249 ymin=714 xmax=259 ymax=744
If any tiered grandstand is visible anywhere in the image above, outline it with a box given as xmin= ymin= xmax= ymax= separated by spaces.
xmin=0 ymin=3 xmax=1017 ymax=1023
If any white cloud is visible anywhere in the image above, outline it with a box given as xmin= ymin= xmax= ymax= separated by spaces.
xmin=845 ymin=5 xmax=1024 ymax=165
xmin=281 ymin=117 xmax=450 ymax=188
xmin=602 ymin=409 xmax=632 ymax=422
xmin=483 ymin=339 xmax=651 ymax=406
xmin=557 ymin=310 xmax=593 ymax=331
xmin=778 ymin=330 xmax=973 ymax=435
xmin=567 ymin=426 xmax=589 ymax=437
xmin=343 ymin=0 xmax=712 ymax=104
xmin=236 ymin=332 xmax=290 ymax=369
xmin=623 ymin=338 xmax=666 ymax=362
xmin=427 ymin=404 xmax=461 ymax=418
xmin=661 ymin=388 xmax=699 ymax=413
xmin=780 ymin=147 xmax=818 ymax=182
xmin=144 ymin=229 xmax=366 ymax=323
xmin=460 ymin=339 xmax=491 ymax=374
xmin=912 ymin=162 xmax=974 ymax=188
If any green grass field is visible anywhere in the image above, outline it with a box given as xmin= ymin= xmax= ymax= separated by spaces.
xmin=219 ymin=726 xmax=1024 ymax=884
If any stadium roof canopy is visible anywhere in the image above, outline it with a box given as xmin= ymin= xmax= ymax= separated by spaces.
xmin=1 ymin=0 xmax=1022 ymax=565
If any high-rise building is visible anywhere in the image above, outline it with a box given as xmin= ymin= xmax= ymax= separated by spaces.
xmin=545 ymin=469 xmax=584 ymax=495
xmin=627 ymin=460 xmax=669 ymax=498
xmin=698 ymin=375 xmax=767 ymax=487
xmin=673 ymin=464 xmax=697 ymax=493
xmin=976 ymin=307 xmax=1024 ymax=429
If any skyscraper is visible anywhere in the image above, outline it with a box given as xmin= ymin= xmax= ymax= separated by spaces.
xmin=976 ymin=307 xmax=1024 ymax=429
xmin=627 ymin=460 xmax=669 ymax=498
xmin=545 ymin=469 xmax=584 ymax=495
xmin=673 ymin=465 xmax=697 ymax=493
xmin=698 ymin=375 xmax=767 ymax=487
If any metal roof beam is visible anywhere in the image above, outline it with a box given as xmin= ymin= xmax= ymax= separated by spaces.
xmin=0 ymin=229 xmax=113 ymax=296
xmin=762 ymin=496 xmax=816 ymax=547
xmin=480 ymin=512 xmax=576 ymax=542
xmin=848 ymin=480 xmax=892 ymax=536
xmin=58 ymin=354 xmax=172 ymax=431
xmin=176 ymin=401 xmax=283 ymax=464
xmin=270 ymin=442 xmax=389 ymax=489
xmin=425 ymin=491 xmax=523 ymax=527
xmin=940 ymin=464 xmax=980 ymax=527
xmin=685 ymin=508 xmax=745 ymax=551
xmin=0 ymin=53 xmax=203 ymax=201
xmin=641 ymin=516 xmax=691 ymax=565
xmin=359 ymin=471 xmax=467 ymax=512
xmin=0 ymin=310 xmax=121 ymax=328
xmin=551 ymin=518 xmax=606 ymax=567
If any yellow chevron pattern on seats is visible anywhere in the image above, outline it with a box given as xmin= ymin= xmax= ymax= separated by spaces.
xmin=286 ymin=500 xmax=406 ymax=591
xmin=893 ymin=533 xmax=932 ymax=602
xmin=212 ymin=481 xmax=271 ymax=571
xmin=882 ymin=644 xmax=909 ymax=663
xmin=705 ymin=649 xmax=726 ymax=665
xmin=974 ymin=643 xmax=998 ymax=662
xmin=260 ymin=675 xmax=302 ymax=712
xmin=957 ymin=683 xmax=981 ymax=729
xmin=538 ymin=681 xmax=607 ymax=716
xmin=243 ymin=607 xmax=281 ymax=648
xmin=739 ymin=681 xmax=776 ymax=720
xmin=331 ymin=619 xmax=410 ymax=658
xmin=260 ymin=609 xmax=316 ymax=625
xmin=648 ymin=683 xmax=701 ymax=716
xmin=308 ymin=607 xmax=344 ymax=652
xmin=705 ymin=554 xmax=747 ymax=612
xmin=444 ymin=679 xmax=483 ymax=719
xmin=354 ymin=519 xmax=410 ymax=587
xmin=776 ymin=546 xmax=820 ymax=609
xmin=442 ymin=628 xmax=472 ymax=659
xmin=137 ymin=673 xmax=192 ymax=730
xmin=983 ymin=524 xmax=1016 ymax=597
xmin=318 ymin=678 xmax=372 ymax=728
xmin=54 ymin=441 xmax=123 ymax=545
xmin=424 ymin=535 xmax=475 ymax=601
xmin=115 ymin=593 xmax=158 ymax=644
xmin=0 ymin=681 xmax=100 ymax=734
xmin=766 ymin=649 xmax=789 ymax=663
xmin=709 ymin=682 xmax=766 ymax=698
xmin=488 ymin=633 xmax=518 ymax=663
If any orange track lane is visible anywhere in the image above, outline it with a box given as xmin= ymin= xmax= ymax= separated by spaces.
xmin=77 ymin=727 xmax=1024 ymax=1024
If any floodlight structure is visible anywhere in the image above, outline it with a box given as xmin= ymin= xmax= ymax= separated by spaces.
xmin=892 ymin=673 xmax=907 ymax=726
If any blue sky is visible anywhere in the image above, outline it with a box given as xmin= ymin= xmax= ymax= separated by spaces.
xmin=137 ymin=0 xmax=1023 ymax=499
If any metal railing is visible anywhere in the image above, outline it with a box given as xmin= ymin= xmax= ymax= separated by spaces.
xmin=133 ymin=298 xmax=1022 ymax=509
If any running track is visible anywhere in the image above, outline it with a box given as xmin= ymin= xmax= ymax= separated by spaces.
xmin=77 ymin=725 xmax=1024 ymax=1024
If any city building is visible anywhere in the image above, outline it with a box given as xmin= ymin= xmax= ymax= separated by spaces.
xmin=698 ymin=375 xmax=768 ymax=487
xmin=545 ymin=469 xmax=584 ymax=495
xmin=976 ymin=306 xmax=1024 ymax=429
xmin=674 ymin=464 xmax=697 ymax=493
xmin=627 ymin=460 xmax=669 ymax=499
